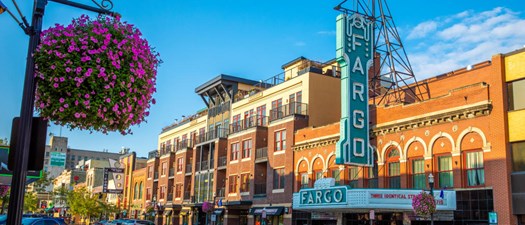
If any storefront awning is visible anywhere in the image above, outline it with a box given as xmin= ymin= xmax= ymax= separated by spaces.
xmin=249 ymin=207 xmax=284 ymax=216
xmin=213 ymin=208 xmax=224 ymax=215
xmin=180 ymin=209 xmax=190 ymax=216
xmin=164 ymin=210 xmax=173 ymax=216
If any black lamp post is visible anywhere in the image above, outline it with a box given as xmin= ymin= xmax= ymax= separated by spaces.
xmin=428 ymin=173 xmax=435 ymax=225
xmin=0 ymin=1 xmax=115 ymax=224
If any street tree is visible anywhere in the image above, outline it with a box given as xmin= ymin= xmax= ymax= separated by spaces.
xmin=0 ymin=185 xmax=9 ymax=214
xmin=67 ymin=187 xmax=103 ymax=222
xmin=24 ymin=192 xmax=38 ymax=213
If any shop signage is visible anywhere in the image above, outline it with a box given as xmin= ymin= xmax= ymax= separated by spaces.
xmin=293 ymin=188 xmax=456 ymax=211
xmin=50 ymin=152 xmax=67 ymax=167
xmin=335 ymin=12 xmax=374 ymax=167
xmin=489 ymin=212 xmax=497 ymax=224
xmin=298 ymin=186 xmax=347 ymax=206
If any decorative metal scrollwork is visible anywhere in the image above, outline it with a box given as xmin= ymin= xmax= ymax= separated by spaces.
xmin=91 ymin=0 xmax=113 ymax=10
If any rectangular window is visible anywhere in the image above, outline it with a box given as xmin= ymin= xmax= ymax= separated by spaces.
xmin=366 ymin=165 xmax=378 ymax=188
xmin=242 ymin=139 xmax=252 ymax=158
xmin=148 ymin=166 xmax=153 ymax=178
xmin=438 ymin=156 xmax=454 ymax=188
xmin=160 ymin=186 xmax=166 ymax=199
xmin=240 ymin=173 xmax=250 ymax=192
xmin=466 ymin=151 xmax=485 ymax=186
xmin=273 ymin=168 xmax=285 ymax=189
xmin=512 ymin=141 xmax=525 ymax=172
xmin=412 ymin=159 xmax=426 ymax=189
xmin=231 ymin=143 xmax=240 ymax=161
xmin=300 ymin=173 xmax=309 ymax=189
xmin=274 ymin=130 xmax=286 ymax=151
xmin=388 ymin=162 xmax=401 ymax=189
xmin=229 ymin=175 xmax=238 ymax=194
xmin=175 ymin=184 xmax=182 ymax=198
xmin=146 ymin=188 xmax=152 ymax=200
xmin=348 ymin=167 xmax=359 ymax=188
xmin=508 ymin=78 xmax=525 ymax=111
xmin=177 ymin=157 xmax=184 ymax=172
xmin=331 ymin=169 xmax=341 ymax=185
xmin=256 ymin=104 xmax=266 ymax=125
xmin=161 ymin=162 xmax=167 ymax=176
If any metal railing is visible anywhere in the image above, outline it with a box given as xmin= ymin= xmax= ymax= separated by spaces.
xmin=218 ymin=156 xmax=227 ymax=167
xmin=230 ymin=115 xmax=269 ymax=134
xmin=255 ymin=147 xmax=268 ymax=161
xmin=269 ymin=102 xmax=308 ymax=122
xmin=208 ymin=102 xmax=230 ymax=117
xmin=175 ymin=139 xmax=194 ymax=151
xmin=185 ymin=164 xmax=192 ymax=173
xmin=254 ymin=183 xmax=266 ymax=196
xmin=196 ymin=128 xmax=229 ymax=144
xmin=148 ymin=150 xmax=158 ymax=159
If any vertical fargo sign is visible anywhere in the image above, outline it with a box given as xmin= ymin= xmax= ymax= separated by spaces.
xmin=335 ymin=13 xmax=374 ymax=166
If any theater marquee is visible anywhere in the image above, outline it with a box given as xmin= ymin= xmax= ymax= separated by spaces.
xmin=335 ymin=13 xmax=374 ymax=166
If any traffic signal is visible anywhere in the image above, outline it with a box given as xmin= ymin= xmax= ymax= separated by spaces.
xmin=40 ymin=201 xmax=47 ymax=209
xmin=8 ymin=117 xmax=48 ymax=171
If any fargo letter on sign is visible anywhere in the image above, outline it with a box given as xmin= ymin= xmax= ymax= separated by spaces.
xmin=299 ymin=186 xmax=348 ymax=206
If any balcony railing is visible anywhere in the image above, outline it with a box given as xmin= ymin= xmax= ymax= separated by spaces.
xmin=169 ymin=168 xmax=175 ymax=177
xmin=196 ymin=128 xmax=229 ymax=144
xmin=254 ymin=183 xmax=266 ymax=196
xmin=269 ymin=102 xmax=308 ymax=122
xmin=148 ymin=150 xmax=158 ymax=159
xmin=218 ymin=156 xmax=227 ymax=167
xmin=185 ymin=164 xmax=192 ymax=174
xmin=255 ymin=147 xmax=268 ymax=161
xmin=230 ymin=115 xmax=269 ymax=134
xmin=208 ymin=102 xmax=230 ymax=117
xmin=183 ymin=191 xmax=191 ymax=200
xmin=174 ymin=139 xmax=194 ymax=151
xmin=216 ymin=187 xmax=225 ymax=197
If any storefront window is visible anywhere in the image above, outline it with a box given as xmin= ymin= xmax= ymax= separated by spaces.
xmin=512 ymin=141 xmax=525 ymax=172
xmin=466 ymin=151 xmax=485 ymax=186
xmin=438 ymin=156 xmax=453 ymax=188
xmin=255 ymin=215 xmax=284 ymax=225
xmin=411 ymin=159 xmax=425 ymax=189
xmin=508 ymin=78 xmax=525 ymax=111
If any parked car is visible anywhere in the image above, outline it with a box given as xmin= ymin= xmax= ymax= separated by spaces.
xmin=21 ymin=217 xmax=67 ymax=225
xmin=108 ymin=219 xmax=128 ymax=225
xmin=0 ymin=215 xmax=6 ymax=225
xmin=93 ymin=220 xmax=111 ymax=225
xmin=121 ymin=219 xmax=154 ymax=225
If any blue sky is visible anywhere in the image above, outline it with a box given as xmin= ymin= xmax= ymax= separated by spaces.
xmin=1 ymin=0 xmax=524 ymax=157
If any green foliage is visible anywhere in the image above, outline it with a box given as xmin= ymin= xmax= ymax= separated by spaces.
xmin=32 ymin=171 xmax=53 ymax=193
xmin=67 ymin=187 xmax=104 ymax=219
xmin=24 ymin=192 xmax=39 ymax=213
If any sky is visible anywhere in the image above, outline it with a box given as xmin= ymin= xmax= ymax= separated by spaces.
xmin=1 ymin=0 xmax=524 ymax=157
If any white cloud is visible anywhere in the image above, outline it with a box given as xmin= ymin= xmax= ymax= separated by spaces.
xmin=404 ymin=7 xmax=525 ymax=79
xmin=407 ymin=21 xmax=438 ymax=39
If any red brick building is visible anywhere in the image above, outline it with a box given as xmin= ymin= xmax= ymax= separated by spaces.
xmin=292 ymin=53 xmax=516 ymax=225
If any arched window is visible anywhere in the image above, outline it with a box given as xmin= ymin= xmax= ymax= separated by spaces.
xmin=134 ymin=183 xmax=138 ymax=200
xmin=139 ymin=182 xmax=144 ymax=199
xmin=386 ymin=148 xmax=400 ymax=189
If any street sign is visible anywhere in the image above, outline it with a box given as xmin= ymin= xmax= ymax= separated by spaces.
xmin=0 ymin=146 xmax=41 ymax=178
xmin=335 ymin=12 xmax=374 ymax=167
xmin=50 ymin=152 xmax=66 ymax=167
xmin=103 ymin=159 xmax=124 ymax=194
xmin=489 ymin=212 xmax=497 ymax=224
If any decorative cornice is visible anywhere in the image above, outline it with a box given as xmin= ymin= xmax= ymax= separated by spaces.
xmin=292 ymin=136 xmax=339 ymax=152
xmin=372 ymin=101 xmax=492 ymax=137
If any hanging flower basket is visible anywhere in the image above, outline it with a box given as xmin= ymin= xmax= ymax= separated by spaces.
xmin=202 ymin=201 xmax=214 ymax=213
xmin=412 ymin=191 xmax=436 ymax=216
xmin=34 ymin=15 xmax=161 ymax=134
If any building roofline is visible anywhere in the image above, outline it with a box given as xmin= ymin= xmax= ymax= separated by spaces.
xmin=281 ymin=56 xmax=307 ymax=69
xmin=503 ymin=47 xmax=525 ymax=57
xmin=194 ymin=74 xmax=259 ymax=94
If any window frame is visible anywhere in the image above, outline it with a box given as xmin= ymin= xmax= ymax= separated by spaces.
xmin=464 ymin=150 xmax=485 ymax=187
xmin=274 ymin=130 xmax=286 ymax=151
xmin=437 ymin=155 xmax=454 ymax=188
xmin=229 ymin=175 xmax=238 ymax=194
xmin=240 ymin=173 xmax=250 ymax=193
xmin=410 ymin=158 xmax=426 ymax=189
xmin=273 ymin=168 xmax=285 ymax=189
xmin=242 ymin=139 xmax=252 ymax=159
xmin=231 ymin=142 xmax=240 ymax=161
